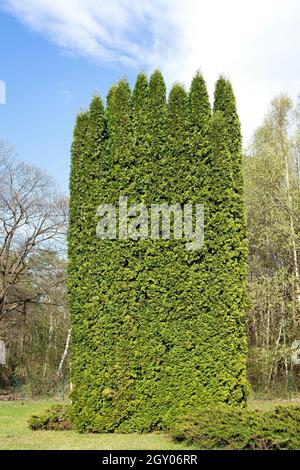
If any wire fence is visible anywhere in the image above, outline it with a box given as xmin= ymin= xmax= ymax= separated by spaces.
xmin=0 ymin=370 xmax=70 ymax=401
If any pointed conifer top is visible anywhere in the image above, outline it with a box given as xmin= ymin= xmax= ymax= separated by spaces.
xmin=132 ymin=71 xmax=148 ymax=111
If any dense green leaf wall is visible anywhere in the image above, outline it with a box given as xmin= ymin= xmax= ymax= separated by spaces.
xmin=68 ymin=71 xmax=249 ymax=432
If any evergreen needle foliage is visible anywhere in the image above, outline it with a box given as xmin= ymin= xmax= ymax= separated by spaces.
xmin=171 ymin=405 xmax=300 ymax=449
xmin=68 ymin=71 xmax=249 ymax=432
xmin=28 ymin=404 xmax=72 ymax=431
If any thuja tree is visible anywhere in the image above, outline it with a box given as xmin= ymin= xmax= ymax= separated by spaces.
xmin=68 ymin=71 xmax=249 ymax=432
xmin=203 ymin=77 xmax=249 ymax=403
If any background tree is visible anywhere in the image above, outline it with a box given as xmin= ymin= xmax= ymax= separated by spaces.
xmin=0 ymin=140 xmax=67 ymax=322
xmin=244 ymin=95 xmax=300 ymax=392
xmin=0 ymin=140 xmax=69 ymax=395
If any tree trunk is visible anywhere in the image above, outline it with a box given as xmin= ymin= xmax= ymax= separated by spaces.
xmin=280 ymin=124 xmax=300 ymax=308
xmin=55 ymin=328 xmax=71 ymax=383
xmin=43 ymin=313 xmax=54 ymax=378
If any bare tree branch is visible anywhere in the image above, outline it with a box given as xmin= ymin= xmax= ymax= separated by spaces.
xmin=0 ymin=140 xmax=68 ymax=322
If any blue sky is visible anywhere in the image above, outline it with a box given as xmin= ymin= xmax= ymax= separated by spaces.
xmin=0 ymin=12 xmax=139 ymax=191
xmin=1 ymin=0 xmax=300 ymax=192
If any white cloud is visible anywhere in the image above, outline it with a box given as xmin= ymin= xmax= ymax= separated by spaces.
xmin=3 ymin=0 xmax=168 ymax=66
xmin=59 ymin=89 xmax=73 ymax=103
xmin=3 ymin=0 xmax=300 ymax=142
xmin=0 ymin=80 xmax=6 ymax=105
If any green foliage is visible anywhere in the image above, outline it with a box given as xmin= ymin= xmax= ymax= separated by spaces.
xmin=171 ymin=405 xmax=300 ymax=449
xmin=1 ymin=251 xmax=69 ymax=397
xmin=28 ymin=404 xmax=71 ymax=431
xmin=68 ymin=71 xmax=249 ymax=432
xmin=244 ymin=95 xmax=300 ymax=392
xmin=201 ymin=78 xmax=249 ymax=404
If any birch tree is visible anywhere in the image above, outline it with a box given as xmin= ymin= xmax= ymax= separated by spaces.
xmin=245 ymin=94 xmax=300 ymax=390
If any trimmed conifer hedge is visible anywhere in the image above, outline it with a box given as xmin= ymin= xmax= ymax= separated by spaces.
xmin=68 ymin=71 xmax=249 ymax=432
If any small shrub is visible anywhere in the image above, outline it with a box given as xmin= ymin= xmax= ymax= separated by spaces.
xmin=171 ymin=404 xmax=300 ymax=450
xmin=28 ymin=404 xmax=72 ymax=431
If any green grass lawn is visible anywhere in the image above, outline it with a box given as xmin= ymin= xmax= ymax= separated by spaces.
xmin=0 ymin=401 xmax=194 ymax=450
xmin=248 ymin=396 xmax=300 ymax=411
xmin=1 ymin=397 xmax=300 ymax=450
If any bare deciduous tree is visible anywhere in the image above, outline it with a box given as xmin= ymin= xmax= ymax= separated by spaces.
xmin=0 ymin=140 xmax=68 ymax=322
